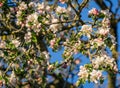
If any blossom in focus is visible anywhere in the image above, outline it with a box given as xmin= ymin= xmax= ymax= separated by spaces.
xmin=92 ymin=56 xmax=104 ymax=69
xmin=89 ymin=8 xmax=99 ymax=16
xmin=78 ymin=66 xmax=89 ymax=80
xmin=92 ymin=55 xmax=117 ymax=72
xmin=90 ymin=70 xmax=102 ymax=83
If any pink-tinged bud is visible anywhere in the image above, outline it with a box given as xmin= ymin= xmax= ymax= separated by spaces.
xmin=74 ymin=59 xmax=80 ymax=65
xmin=89 ymin=8 xmax=99 ymax=16
xmin=0 ymin=2 xmax=3 ymax=7
xmin=50 ymin=39 xmax=55 ymax=48
xmin=59 ymin=0 xmax=67 ymax=4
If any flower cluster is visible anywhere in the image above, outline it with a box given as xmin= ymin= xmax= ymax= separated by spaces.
xmin=92 ymin=55 xmax=118 ymax=72
xmin=78 ymin=66 xmax=103 ymax=84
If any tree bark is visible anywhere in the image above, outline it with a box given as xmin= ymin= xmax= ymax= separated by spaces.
xmin=108 ymin=73 xmax=116 ymax=88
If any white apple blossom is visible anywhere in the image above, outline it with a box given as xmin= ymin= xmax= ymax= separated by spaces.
xmin=91 ymin=38 xmax=104 ymax=47
xmin=98 ymin=27 xmax=109 ymax=35
xmin=12 ymin=39 xmax=20 ymax=47
xmin=16 ymin=10 xmax=22 ymax=17
xmin=104 ymin=57 xmax=114 ymax=67
xmin=26 ymin=12 xmax=39 ymax=28
xmin=26 ymin=12 xmax=38 ymax=23
xmin=102 ymin=17 xmax=110 ymax=28
xmin=92 ymin=56 xmax=104 ymax=69
xmin=78 ymin=66 xmax=89 ymax=81
xmin=90 ymin=70 xmax=102 ymax=83
xmin=50 ymin=18 xmax=61 ymax=33
xmin=56 ymin=6 xmax=66 ymax=14
xmin=18 ymin=2 xmax=27 ymax=10
xmin=80 ymin=25 xmax=92 ymax=32
xmin=37 ymin=3 xmax=45 ymax=13
xmin=92 ymin=55 xmax=117 ymax=72
xmin=100 ymin=9 xmax=112 ymax=18
xmin=37 ymin=3 xmax=44 ymax=10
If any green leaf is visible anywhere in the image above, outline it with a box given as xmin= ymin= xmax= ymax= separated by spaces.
xmin=0 ymin=76 xmax=3 ymax=80
xmin=38 ymin=16 xmax=43 ymax=23
xmin=3 ymin=51 xmax=8 ymax=56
